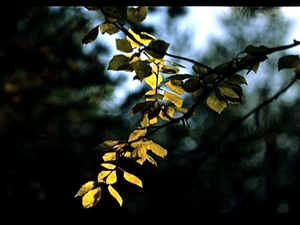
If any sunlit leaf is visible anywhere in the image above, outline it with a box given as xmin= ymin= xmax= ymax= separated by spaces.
xmin=227 ymin=74 xmax=248 ymax=85
xmin=128 ymin=129 xmax=147 ymax=145
xmin=243 ymin=45 xmax=270 ymax=55
xmin=108 ymin=55 xmax=132 ymax=71
xmin=164 ymin=90 xmax=183 ymax=107
xmin=98 ymin=170 xmax=111 ymax=182
xmin=106 ymin=171 xmax=117 ymax=184
xmin=100 ymin=23 xmax=119 ymax=35
xmin=174 ymin=106 xmax=188 ymax=114
xmin=94 ymin=140 xmax=121 ymax=151
xmin=130 ymin=101 xmax=149 ymax=115
xmin=131 ymin=141 xmax=148 ymax=164
xmin=82 ymin=25 xmax=99 ymax=46
xmin=146 ymin=40 xmax=170 ymax=59
xmin=116 ymin=39 xmax=133 ymax=52
xmin=102 ymin=152 xmax=117 ymax=162
xmin=123 ymin=171 xmax=143 ymax=188
xmin=108 ymin=185 xmax=123 ymax=206
xmin=101 ymin=163 xmax=116 ymax=170
xmin=132 ymin=60 xmax=153 ymax=81
xmin=146 ymin=154 xmax=158 ymax=167
xmin=127 ymin=6 xmax=148 ymax=23
xmin=140 ymin=111 xmax=150 ymax=127
xmin=206 ymin=93 xmax=227 ymax=114
xmin=278 ymin=55 xmax=300 ymax=71
xmin=144 ymin=90 xmax=164 ymax=101
xmin=182 ymin=78 xmax=201 ymax=92
xmin=82 ymin=187 xmax=101 ymax=209
xmin=75 ymin=181 xmax=95 ymax=198
xmin=159 ymin=105 xmax=175 ymax=121
xmin=165 ymin=80 xmax=185 ymax=95
xmin=149 ymin=141 xmax=168 ymax=158
xmin=144 ymin=72 xmax=163 ymax=90
xmin=127 ymin=28 xmax=154 ymax=48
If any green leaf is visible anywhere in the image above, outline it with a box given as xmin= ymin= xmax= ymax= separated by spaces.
xmin=116 ymin=39 xmax=133 ymax=52
xmin=146 ymin=40 xmax=170 ymax=59
xmin=278 ymin=55 xmax=300 ymax=71
xmin=100 ymin=23 xmax=119 ymax=35
xmin=203 ymin=74 xmax=218 ymax=84
xmin=182 ymin=78 xmax=201 ymax=93
xmin=243 ymin=45 xmax=270 ymax=55
xmin=192 ymin=64 xmax=208 ymax=75
xmin=108 ymin=55 xmax=132 ymax=71
xmin=132 ymin=60 xmax=153 ymax=81
xmin=167 ymin=74 xmax=194 ymax=81
xmin=75 ymin=181 xmax=95 ymax=198
xmin=214 ymin=60 xmax=237 ymax=74
xmin=82 ymin=25 xmax=99 ymax=46
xmin=227 ymin=74 xmax=248 ymax=85
xmin=164 ymin=90 xmax=183 ymax=107
xmin=82 ymin=187 xmax=101 ymax=209
xmin=206 ymin=93 xmax=227 ymax=114
xmin=218 ymin=86 xmax=239 ymax=99
xmin=123 ymin=171 xmax=143 ymax=188
xmin=130 ymin=101 xmax=149 ymax=115
xmin=161 ymin=65 xmax=180 ymax=74
xmin=127 ymin=6 xmax=148 ymax=23
xmin=148 ymin=100 xmax=161 ymax=120
xmin=108 ymin=185 xmax=123 ymax=206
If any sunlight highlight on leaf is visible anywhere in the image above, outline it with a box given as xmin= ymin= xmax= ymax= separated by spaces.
xmin=108 ymin=185 xmax=123 ymax=206
xmin=123 ymin=171 xmax=143 ymax=188
xmin=82 ymin=187 xmax=101 ymax=209
xmin=75 ymin=181 xmax=95 ymax=198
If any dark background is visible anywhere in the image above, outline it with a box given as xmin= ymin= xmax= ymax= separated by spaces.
xmin=1 ymin=7 xmax=299 ymax=213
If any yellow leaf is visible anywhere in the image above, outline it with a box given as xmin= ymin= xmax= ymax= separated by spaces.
xmin=165 ymin=80 xmax=185 ymax=95
xmin=206 ymin=93 xmax=227 ymax=114
xmin=75 ymin=181 xmax=95 ymax=198
xmin=164 ymin=90 xmax=183 ymax=107
xmin=102 ymin=152 xmax=117 ymax=162
xmin=146 ymin=154 xmax=158 ymax=167
xmin=106 ymin=171 xmax=117 ymax=184
xmin=101 ymin=163 xmax=116 ymax=170
xmin=159 ymin=105 xmax=175 ymax=121
xmin=82 ymin=187 xmax=101 ymax=209
xmin=97 ymin=170 xmax=111 ymax=182
xmin=108 ymin=185 xmax=123 ymax=206
xmin=127 ymin=28 xmax=153 ymax=48
xmin=132 ymin=142 xmax=148 ymax=165
xmin=149 ymin=141 xmax=168 ymax=158
xmin=128 ymin=128 xmax=147 ymax=146
xmin=123 ymin=171 xmax=143 ymax=188
xmin=94 ymin=140 xmax=122 ymax=151
xmin=144 ymin=72 xmax=163 ymax=90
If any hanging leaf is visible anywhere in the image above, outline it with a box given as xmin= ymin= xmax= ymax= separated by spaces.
xmin=94 ymin=140 xmax=122 ymax=151
xmin=243 ymin=45 xmax=270 ymax=55
xmin=148 ymin=100 xmax=161 ymax=120
xmin=164 ymin=90 xmax=183 ymax=107
xmin=132 ymin=60 xmax=153 ymax=81
xmin=182 ymin=78 xmax=201 ymax=93
xmin=101 ymin=7 xmax=127 ymax=21
xmin=174 ymin=106 xmax=188 ymax=114
xmin=123 ymin=171 xmax=143 ymax=188
xmin=192 ymin=64 xmax=208 ymax=75
xmin=130 ymin=101 xmax=149 ymax=115
xmin=161 ymin=65 xmax=180 ymax=74
xmin=165 ymin=60 xmax=186 ymax=68
xmin=165 ymin=80 xmax=185 ymax=95
xmin=146 ymin=154 xmax=158 ymax=167
xmin=193 ymin=87 xmax=204 ymax=98
xmin=127 ymin=6 xmax=148 ymax=23
xmin=227 ymin=74 xmax=248 ymax=85
xmin=75 ymin=181 xmax=95 ymax=198
xmin=146 ymin=40 xmax=170 ymax=59
xmin=106 ymin=171 xmax=117 ymax=184
xmin=127 ymin=28 xmax=154 ymax=48
xmin=102 ymin=152 xmax=117 ymax=162
xmin=128 ymin=129 xmax=147 ymax=145
xmin=131 ymin=141 xmax=148 ymax=165
xmin=101 ymin=163 xmax=116 ymax=170
xmin=218 ymin=86 xmax=239 ymax=99
xmin=98 ymin=170 xmax=111 ymax=182
xmin=144 ymin=72 xmax=163 ymax=90
xmin=82 ymin=25 xmax=99 ymax=46
xmin=159 ymin=105 xmax=175 ymax=121
xmin=214 ymin=60 xmax=237 ymax=74
xmin=148 ymin=141 xmax=168 ymax=158
xmin=108 ymin=55 xmax=133 ymax=71
xmin=167 ymin=74 xmax=194 ymax=81
xmin=108 ymin=185 xmax=123 ymax=206
xmin=116 ymin=39 xmax=133 ymax=52
xmin=82 ymin=187 xmax=101 ymax=209
xmin=278 ymin=55 xmax=300 ymax=71
xmin=206 ymin=93 xmax=227 ymax=114
xmin=100 ymin=23 xmax=119 ymax=35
